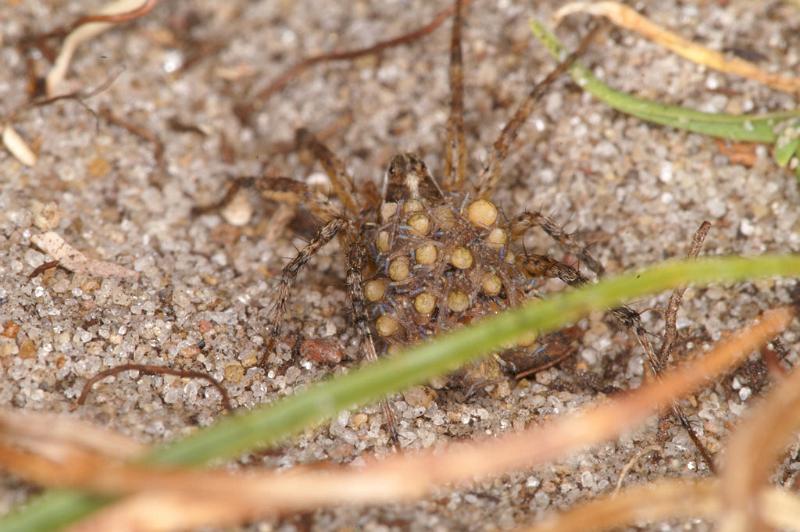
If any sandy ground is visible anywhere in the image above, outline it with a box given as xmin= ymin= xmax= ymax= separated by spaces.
xmin=2 ymin=0 xmax=800 ymax=530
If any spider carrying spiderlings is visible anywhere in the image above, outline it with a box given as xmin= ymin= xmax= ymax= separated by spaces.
xmin=198 ymin=0 xmax=714 ymax=467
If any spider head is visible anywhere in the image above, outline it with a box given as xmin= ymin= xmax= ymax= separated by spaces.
xmin=382 ymin=153 xmax=444 ymax=203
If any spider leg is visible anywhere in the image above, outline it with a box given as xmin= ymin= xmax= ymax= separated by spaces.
xmin=474 ymin=23 xmax=601 ymax=198
xmin=345 ymin=231 xmax=401 ymax=448
xmin=261 ymin=218 xmax=347 ymax=369
xmin=511 ymin=211 xmax=605 ymax=277
xmin=442 ymin=0 xmax=467 ymax=191
xmin=253 ymin=176 xmax=341 ymax=222
xmin=192 ymin=175 xmax=341 ymax=223
xmin=296 ymin=128 xmax=361 ymax=215
xmin=519 ymin=251 xmax=717 ymax=473
xmin=191 ymin=176 xmax=257 ymax=217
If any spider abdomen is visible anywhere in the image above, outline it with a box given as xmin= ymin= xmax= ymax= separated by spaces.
xmin=363 ymin=195 xmax=528 ymax=347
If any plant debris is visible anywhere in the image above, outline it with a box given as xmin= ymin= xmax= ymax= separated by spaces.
xmin=30 ymin=231 xmax=139 ymax=279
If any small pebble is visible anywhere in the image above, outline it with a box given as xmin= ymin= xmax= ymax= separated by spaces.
xmin=18 ymin=339 xmax=36 ymax=359
xmin=403 ymin=385 xmax=436 ymax=408
xmin=224 ymin=362 xmax=245 ymax=383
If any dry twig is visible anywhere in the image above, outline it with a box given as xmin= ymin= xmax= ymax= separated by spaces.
xmin=719 ymin=350 xmax=800 ymax=531
xmin=525 ymin=478 xmax=800 ymax=532
xmin=46 ymin=0 xmax=160 ymax=96
xmin=31 ymin=231 xmax=139 ymax=279
xmin=555 ymin=2 xmax=800 ymax=93
xmin=0 ymin=308 xmax=786 ymax=531
xmin=75 ymin=363 xmax=233 ymax=413
xmin=237 ymin=2 xmax=469 ymax=122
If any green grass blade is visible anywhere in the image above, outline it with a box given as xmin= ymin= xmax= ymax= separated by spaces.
xmin=4 ymin=255 xmax=800 ymax=531
xmin=774 ymin=121 xmax=800 ymax=167
xmin=530 ymin=20 xmax=800 ymax=144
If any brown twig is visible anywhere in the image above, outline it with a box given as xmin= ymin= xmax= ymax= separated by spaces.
xmin=238 ymin=2 xmax=468 ymax=121
xmin=75 ymin=363 xmax=233 ymax=412
xmin=555 ymin=1 xmax=800 ymax=94
xmin=6 ymin=307 xmax=787 ymax=532
xmin=98 ymin=106 xmax=167 ymax=181
xmin=514 ymin=349 xmax=575 ymax=380
xmin=27 ymin=260 xmax=60 ymax=280
xmin=646 ymin=221 xmax=714 ymax=473
xmin=657 ymin=221 xmax=712 ymax=365
xmin=13 ymin=0 xmax=159 ymax=54
xmin=720 ymin=347 xmax=800 ymax=531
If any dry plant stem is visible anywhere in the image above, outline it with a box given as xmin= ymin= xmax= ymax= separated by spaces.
xmin=648 ymin=221 xmax=715 ymax=473
xmin=519 ymin=252 xmax=713 ymax=471
xmin=46 ymin=0 xmax=160 ymax=96
xmin=0 ymin=408 xmax=144 ymax=461
xmin=554 ymin=2 xmax=800 ymax=94
xmin=99 ymin=107 xmax=166 ymax=179
xmin=514 ymin=348 xmax=575 ymax=380
xmin=9 ymin=67 xmax=126 ymax=136
xmin=620 ymin=311 xmax=717 ymax=474
xmin=1 ymin=308 xmax=787 ymax=532
xmin=476 ymin=23 xmax=601 ymax=198
xmin=442 ymin=0 xmax=467 ymax=191
xmin=71 ymin=485 xmax=800 ymax=532
xmin=31 ymin=231 xmax=139 ymax=279
xmin=1 ymin=66 xmax=124 ymax=166
xmin=75 ymin=363 xmax=233 ymax=413
xmin=69 ymin=0 xmax=159 ymax=28
xmin=250 ymin=2 xmax=468 ymax=106
xmin=718 ymin=347 xmax=800 ymax=532
xmin=526 ymin=479 xmax=721 ymax=532
xmin=658 ymin=221 xmax=712 ymax=364
xmin=33 ymin=67 xmax=124 ymax=111
xmin=612 ymin=444 xmax=661 ymax=495
xmin=524 ymin=478 xmax=800 ymax=532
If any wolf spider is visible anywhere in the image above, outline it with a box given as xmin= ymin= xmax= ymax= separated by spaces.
xmin=201 ymin=1 xmax=713 ymax=468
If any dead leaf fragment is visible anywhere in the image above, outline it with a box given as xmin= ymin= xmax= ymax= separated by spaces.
xmin=47 ymin=0 xmax=159 ymax=96
xmin=715 ymin=139 xmax=758 ymax=167
xmin=31 ymin=231 xmax=139 ymax=279
xmin=2 ymin=125 xmax=38 ymax=166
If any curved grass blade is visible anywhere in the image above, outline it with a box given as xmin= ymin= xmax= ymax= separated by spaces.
xmin=530 ymin=20 xmax=800 ymax=159
xmin=4 ymin=254 xmax=800 ymax=531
